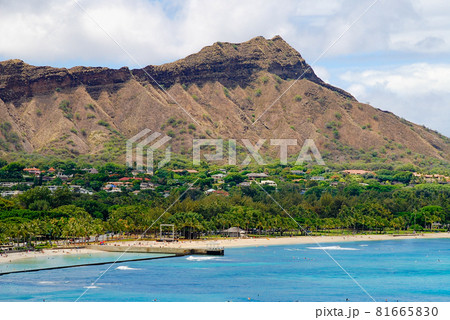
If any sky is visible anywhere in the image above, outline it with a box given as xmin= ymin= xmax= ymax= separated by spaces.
xmin=0 ymin=0 xmax=449 ymax=136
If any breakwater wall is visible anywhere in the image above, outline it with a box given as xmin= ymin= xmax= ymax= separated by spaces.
xmin=89 ymin=245 xmax=225 ymax=256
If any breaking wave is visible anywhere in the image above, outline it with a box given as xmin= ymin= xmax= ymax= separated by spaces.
xmin=307 ymin=246 xmax=359 ymax=251
xmin=116 ymin=266 xmax=140 ymax=271
xmin=186 ymin=256 xmax=219 ymax=261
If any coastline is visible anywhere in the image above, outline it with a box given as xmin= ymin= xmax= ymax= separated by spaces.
xmin=0 ymin=248 xmax=103 ymax=264
xmin=1 ymin=233 xmax=449 ymax=264
xmin=104 ymin=232 xmax=450 ymax=249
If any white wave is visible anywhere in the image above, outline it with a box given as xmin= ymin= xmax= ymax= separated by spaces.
xmin=359 ymin=245 xmax=368 ymax=247
xmin=186 ymin=256 xmax=219 ymax=261
xmin=83 ymin=285 xmax=99 ymax=289
xmin=285 ymin=248 xmax=303 ymax=251
xmin=38 ymin=281 xmax=55 ymax=285
xmin=307 ymin=246 xmax=359 ymax=251
xmin=116 ymin=266 xmax=140 ymax=271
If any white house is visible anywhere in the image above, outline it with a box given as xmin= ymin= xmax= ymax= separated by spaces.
xmin=260 ymin=180 xmax=277 ymax=187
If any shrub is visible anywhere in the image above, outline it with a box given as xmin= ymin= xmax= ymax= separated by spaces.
xmin=87 ymin=113 xmax=96 ymax=119
xmin=97 ymin=120 xmax=110 ymax=128
xmin=75 ymin=112 xmax=81 ymax=120
xmin=192 ymin=94 xmax=199 ymax=101
xmin=294 ymin=95 xmax=302 ymax=102
xmin=273 ymin=75 xmax=282 ymax=84
xmin=188 ymin=124 xmax=196 ymax=131
xmin=373 ymin=115 xmax=379 ymax=121
xmin=335 ymin=112 xmax=342 ymax=120
xmin=333 ymin=129 xmax=340 ymax=139
xmin=181 ymin=84 xmax=188 ymax=91
xmin=59 ymin=100 xmax=70 ymax=111
xmin=223 ymin=87 xmax=230 ymax=98
xmin=232 ymin=44 xmax=238 ymax=50
xmin=167 ymin=117 xmax=176 ymax=125
xmin=343 ymin=102 xmax=353 ymax=110
xmin=167 ymin=130 xmax=175 ymax=138
xmin=36 ymin=110 xmax=42 ymax=117
xmin=261 ymin=76 xmax=269 ymax=84
xmin=85 ymin=103 xmax=95 ymax=111
xmin=255 ymin=89 xmax=262 ymax=97
xmin=70 ymin=128 xmax=78 ymax=134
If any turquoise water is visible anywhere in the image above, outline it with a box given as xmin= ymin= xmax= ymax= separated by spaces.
xmin=0 ymin=239 xmax=448 ymax=302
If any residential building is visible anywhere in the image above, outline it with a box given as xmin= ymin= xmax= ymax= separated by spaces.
xmin=247 ymin=173 xmax=268 ymax=180
xmin=260 ymin=180 xmax=277 ymax=187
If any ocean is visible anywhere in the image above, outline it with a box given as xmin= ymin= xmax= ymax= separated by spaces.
xmin=0 ymin=239 xmax=448 ymax=302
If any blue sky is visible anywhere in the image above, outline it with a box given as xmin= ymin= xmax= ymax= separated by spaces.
xmin=1 ymin=0 xmax=449 ymax=136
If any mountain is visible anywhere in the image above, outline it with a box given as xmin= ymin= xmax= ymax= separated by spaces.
xmin=0 ymin=36 xmax=448 ymax=166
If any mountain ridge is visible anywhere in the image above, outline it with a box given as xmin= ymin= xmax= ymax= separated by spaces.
xmin=0 ymin=36 xmax=353 ymax=103
xmin=0 ymin=36 xmax=448 ymax=166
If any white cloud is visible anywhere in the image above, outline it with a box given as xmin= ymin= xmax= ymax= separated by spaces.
xmin=1 ymin=0 xmax=449 ymax=67
xmin=0 ymin=0 xmax=449 ymax=135
xmin=340 ymin=63 xmax=450 ymax=136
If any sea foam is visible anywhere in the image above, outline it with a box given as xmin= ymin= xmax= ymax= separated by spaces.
xmin=307 ymin=246 xmax=359 ymax=251
xmin=186 ymin=256 xmax=218 ymax=261
xmin=116 ymin=266 xmax=140 ymax=271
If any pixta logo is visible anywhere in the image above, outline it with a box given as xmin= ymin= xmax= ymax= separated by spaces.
xmin=126 ymin=129 xmax=171 ymax=174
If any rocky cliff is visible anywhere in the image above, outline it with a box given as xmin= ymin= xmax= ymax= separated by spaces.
xmin=0 ymin=36 xmax=448 ymax=165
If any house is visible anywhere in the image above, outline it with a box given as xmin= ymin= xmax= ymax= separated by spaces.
xmin=119 ymin=177 xmax=150 ymax=182
xmin=23 ymin=167 xmax=41 ymax=175
xmin=260 ymin=180 xmax=277 ymax=187
xmin=342 ymin=170 xmax=375 ymax=176
xmin=247 ymin=173 xmax=268 ymax=180
xmin=205 ymin=189 xmax=229 ymax=196
xmin=56 ymin=173 xmax=72 ymax=181
xmin=211 ymin=173 xmax=226 ymax=183
xmin=140 ymin=182 xmax=156 ymax=190
xmin=290 ymin=170 xmax=305 ymax=175
xmin=46 ymin=186 xmax=60 ymax=192
xmin=310 ymin=176 xmax=325 ymax=181
xmin=222 ymin=227 xmax=246 ymax=237
xmin=48 ymin=167 xmax=56 ymax=174
xmin=238 ymin=181 xmax=252 ymax=187
xmin=70 ymin=185 xmax=93 ymax=195
xmin=0 ymin=182 xmax=18 ymax=188
xmin=0 ymin=190 xmax=23 ymax=197
xmin=82 ymin=168 xmax=98 ymax=174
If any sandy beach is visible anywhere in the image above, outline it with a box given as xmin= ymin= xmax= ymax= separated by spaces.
xmin=104 ymin=232 xmax=450 ymax=249
xmin=0 ymin=248 xmax=102 ymax=264
xmin=1 ymin=233 xmax=449 ymax=264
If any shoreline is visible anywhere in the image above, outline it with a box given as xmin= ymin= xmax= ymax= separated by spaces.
xmin=0 ymin=248 xmax=103 ymax=264
xmin=1 ymin=233 xmax=449 ymax=264
xmin=103 ymin=232 xmax=450 ymax=249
